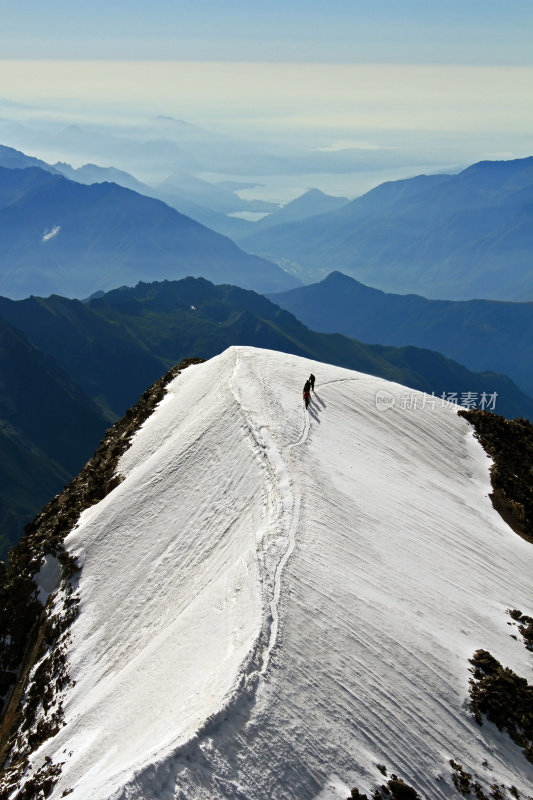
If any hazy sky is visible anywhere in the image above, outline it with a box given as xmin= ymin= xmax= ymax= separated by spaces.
xmin=0 ymin=0 xmax=531 ymax=174
xmin=1 ymin=0 xmax=532 ymax=63
xmin=3 ymin=60 xmax=531 ymax=139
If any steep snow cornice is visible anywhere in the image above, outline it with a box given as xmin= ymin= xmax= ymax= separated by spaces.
xmin=0 ymin=358 xmax=204 ymax=798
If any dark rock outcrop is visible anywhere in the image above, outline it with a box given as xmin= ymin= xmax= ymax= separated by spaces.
xmin=469 ymin=650 xmax=533 ymax=764
xmin=457 ymin=409 xmax=533 ymax=543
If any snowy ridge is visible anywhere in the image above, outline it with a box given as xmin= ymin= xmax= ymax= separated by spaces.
xmin=28 ymin=347 xmax=532 ymax=800
xmin=230 ymin=347 xmax=308 ymax=677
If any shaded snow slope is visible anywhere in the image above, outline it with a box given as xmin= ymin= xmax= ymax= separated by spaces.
xmin=33 ymin=347 xmax=532 ymax=799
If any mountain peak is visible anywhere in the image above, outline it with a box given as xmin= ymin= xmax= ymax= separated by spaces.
xmin=1 ymin=347 xmax=531 ymax=800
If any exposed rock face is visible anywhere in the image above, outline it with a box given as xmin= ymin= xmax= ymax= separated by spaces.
xmin=347 ymin=776 xmax=420 ymax=799
xmin=457 ymin=409 xmax=533 ymax=543
xmin=468 ymin=650 xmax=533 ymax=764
xmin=0 ymin=358 xmax=203 ymax=797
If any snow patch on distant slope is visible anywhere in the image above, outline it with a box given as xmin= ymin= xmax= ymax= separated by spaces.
xmin=42 ymin=225 xmax=60 ymax=242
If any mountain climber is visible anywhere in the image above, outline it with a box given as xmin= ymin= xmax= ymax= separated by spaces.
xmin=303 ymin=379 xmax=311 ymax=408
xmin=309 ymin=373 xmax=315 ymax=391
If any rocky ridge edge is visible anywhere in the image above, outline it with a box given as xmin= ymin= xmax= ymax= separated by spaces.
xmin=0 ymin=358 xmax=204 ymax=799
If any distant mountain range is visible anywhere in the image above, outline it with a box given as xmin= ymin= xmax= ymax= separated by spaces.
xmin=2 ymin=277 xmax=531 ymax=419
xmin=240 ymin=157 xmax=533 ymax=301
xmin=0 ymin=317 xmax=108 ymax=557
xmin=0 ymin=164 xmax=298 ymax=298
xmin=0 ymin=115 xmax=427 ymax=184
xmin=1 ymin=275 xmax=532 ymax=556
xmin=0 ymin=144 xmax=350 ymax=242
xmin=233 ymin=187 xmax=349 ymax=233
xmin=0 ymin=144 xmax=61 ymax=173
xmin=154 ymin=181 xmax=349 ymax=240
xmin=269 ymin=271 xmax=533 ymax=397
xmin=54 ymin=160 xmax=280 ymax=239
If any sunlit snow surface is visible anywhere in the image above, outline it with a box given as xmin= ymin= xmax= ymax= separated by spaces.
xmin=38 ymin=347 xmax=532 ymax=799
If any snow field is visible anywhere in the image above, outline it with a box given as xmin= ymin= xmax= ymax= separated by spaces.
xmin=42 ymin=351 xmax=270 ymax=798
xmin=29 ymin=347 xmax=532 ymax=800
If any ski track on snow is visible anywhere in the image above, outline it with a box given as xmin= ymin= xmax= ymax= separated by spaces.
xmin=228 ymin=353 xmax=359 ymax=680
xmin=66 ymin=348 xmax=317 ymax=799
xmin=97 ymin=348 xmax=318 ymax=800
xmin=230 ymin=346 xmax=310 ymax=677
xmin=107 ymin=349 xmax=331 ymax=798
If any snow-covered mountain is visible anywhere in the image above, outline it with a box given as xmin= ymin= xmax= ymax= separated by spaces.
xmin=3 ymin=347 xmax=532 ymax=799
